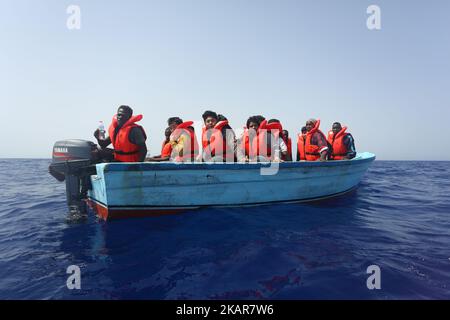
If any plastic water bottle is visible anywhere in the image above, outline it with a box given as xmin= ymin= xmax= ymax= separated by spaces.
xmin=98 ymin=121 xmax=106 ymax=140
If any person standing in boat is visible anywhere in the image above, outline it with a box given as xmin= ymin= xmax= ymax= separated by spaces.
xmin=303 ymin=119 xmax=329 ymax=161
xmin=241 ymin=116 xmax=285 ymax=162
xmin=282 ymin=130 xmax=293 ymax=161
xmin=94 ymin=105 xmax=147 ymax=162
xmin=237 ymin=116 xmax=261 ymax=162
xmin=266 ymin=119 xmax=289 ymax=161
xmin=168 ymin=117 xmax=199 ymax=162
xmin=218 ymin=114 xmax=237 ymax=144
xmin=200 ymin=111 xmax=236 ymax=162
xmin=146 ymin=127 xmax=172 ymax=162
xmin=218 ymin=114 xmax=238 ymax=162
xmin=327 ymin=122 xmax=356 ymax=160
xmin=296 ymin=126 xmax=307 ymax=161
xmin=238 ymin=115 xmax=279 ymax=162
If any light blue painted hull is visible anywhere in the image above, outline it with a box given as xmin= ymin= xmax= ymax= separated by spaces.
xmin=87 ymin=153 xmax=375 ymax=218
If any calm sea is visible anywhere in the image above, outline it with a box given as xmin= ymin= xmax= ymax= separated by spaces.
xmin=0 ymin=159 xmax=449 ymax=299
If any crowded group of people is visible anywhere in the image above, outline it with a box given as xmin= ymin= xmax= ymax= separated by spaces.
xmin=94 ymin=105 xmax=356 ymax=163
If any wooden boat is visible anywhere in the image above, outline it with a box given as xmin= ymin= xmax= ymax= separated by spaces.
xmin=85 ymin=152 xmax=375 ymax=220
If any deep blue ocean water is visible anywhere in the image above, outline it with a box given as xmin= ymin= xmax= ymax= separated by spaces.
xmin=0 ymin=159 xmax=449 ymax=299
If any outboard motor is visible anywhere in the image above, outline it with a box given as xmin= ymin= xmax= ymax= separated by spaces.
xmin=49 ymin=140 xmax=101 ymax=214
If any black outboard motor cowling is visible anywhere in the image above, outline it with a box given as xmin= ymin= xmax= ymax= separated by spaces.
xmin=52 ymin=139 xmax=99 ymax=164
xmin=49 ymin=140 xmax=100 ymax=214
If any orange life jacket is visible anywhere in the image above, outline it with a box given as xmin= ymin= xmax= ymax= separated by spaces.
xmin=263 ymin=122 xmax=289 ymax=160
xmin=266 ymin=121 xmax=283 ymax=159
xmin=201 ymin=120 xmax=233 ymax=160
xmin=250 ymin=120 xmax=280 ymax=160
xmin=267 ymin=121 xmax=283 ymax=133
xmin=297 ymin=134 xmax=306 ymax=160
xmin=327 ymin=126 xmax=349 ymax=160
xmin=304 ymin=119 xmax=327 ymax=161
xmin=161 ymin=140 xmax=172 ymax=158
xmin=285 ymin=137 xmax=292 ymax=161
xmin=242 ymin=127 xmax=250 ymax=157
xmin=171 ymin=121 xmax=199 ymax=161
xmin=265 ymin=121 xmax=291 ymax=161
xmin=108 ymin=114 xmax=146 ymax=162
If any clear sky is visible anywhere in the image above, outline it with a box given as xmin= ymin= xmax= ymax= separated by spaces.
xmin=1 ymin=0 xmax=449 ymax=160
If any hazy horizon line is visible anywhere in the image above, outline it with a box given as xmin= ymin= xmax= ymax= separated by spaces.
xmin=1 ymin=157 xmax=449 ymax=162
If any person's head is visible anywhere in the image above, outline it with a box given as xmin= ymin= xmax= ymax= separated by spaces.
xmin=268 ymin=118 xmax=280 ymax=124
xmin=282 ymin=130 xmax=289 ymax=138
xmin=254 ymin=115 xmax=266 ymax=123
xmin=332 ymin=122 xmax=342 ymax=135
xmin=301 ymin=126 xmax=307 ymax=135
xmin=246 ymin=116 xmax=261 ymax=131
xmin=164 ymin=127 xmax=172 ymax=139
xmin=217 ymin=114 xmax=228 ymax=122
xmin=167 ymin=117 xmax=183 ymax=131
xmin=202 ymin=110 xmax=218 ymax=129
xmin=305 ymin=119 xmax=317 ymax=132
xmin=116 ymin=105 xmax=133 ymax=126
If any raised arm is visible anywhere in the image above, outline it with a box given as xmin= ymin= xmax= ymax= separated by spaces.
xmin=94 ymin=129 xmax=112 ymax=149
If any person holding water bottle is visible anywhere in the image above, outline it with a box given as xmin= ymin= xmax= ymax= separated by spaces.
xmin=94 ymin=105 xmax=147 ymax=162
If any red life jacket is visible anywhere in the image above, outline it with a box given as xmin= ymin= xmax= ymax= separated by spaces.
xmin=266 ymin=121 xmax=283 ymax=159
xmin=267 ymin=121 xmax=283 ymax=133
xmin=242 ymin=127 xmax=250 ymax=157
xmin=327 ymin=126 xmax=349 ymax=160
xmin=285 ymin=137 xmax=292 ymax=161
xmin=201 ymin=127 xmax=208 ymax=149
xmin=250 ymin=120 xmax=276 ymax=159
xmin=297 ymin=134 xmax=306 ymax=160
xmin=108 ymin=114 xmax=146 ymax=162
xmin=265 ymin=121 xmax=291 ymax=161
xmin=264 ymin=122 xmax=290 ymax=161
xmin=161 ymin=140 xmax=172 ymax=158
xmin=304 ymin=119 xmax=327 ymax=161
xmin=201 ymin=120 xmax=232 ymax=159
xmin=171 ymin=121 xmax=199 ymax=161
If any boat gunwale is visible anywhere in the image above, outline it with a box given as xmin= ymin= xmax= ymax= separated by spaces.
xmin=98 ymin=152 xmax=376 ymax=172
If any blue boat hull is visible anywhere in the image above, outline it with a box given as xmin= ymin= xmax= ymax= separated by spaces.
xmin=87 ymin=152 xmax=375 ymax=220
